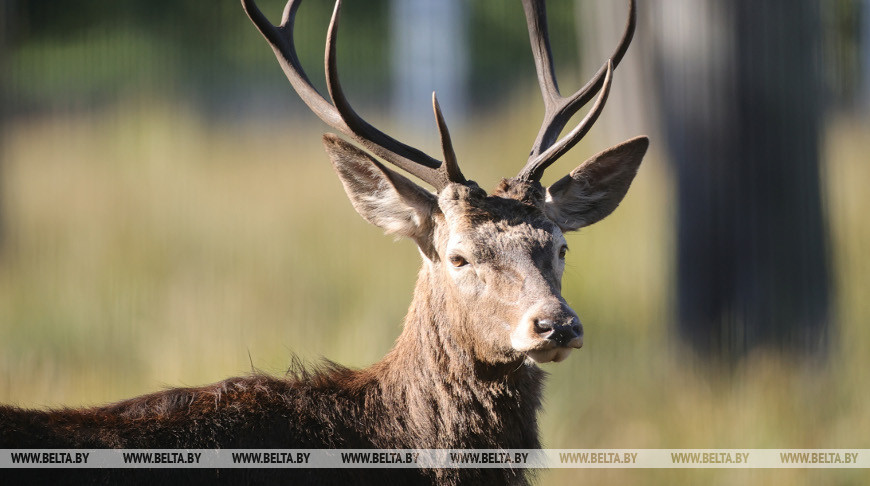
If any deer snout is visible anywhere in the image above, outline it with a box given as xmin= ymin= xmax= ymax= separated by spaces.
xmin=511 ymin=303 xmax=583 ymax=363
xmin=533 ymin=318 xmax=583 ymax=347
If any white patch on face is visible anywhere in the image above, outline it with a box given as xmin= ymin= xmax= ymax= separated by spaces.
xmin=525 ymin=347 xmax=574 ymax=364
xmin=445 ymin=234 xmax=464 ymax=257
xmin=510 ymin=305 xmax=559 ymax=358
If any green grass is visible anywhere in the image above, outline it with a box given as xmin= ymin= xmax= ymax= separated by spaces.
xmin=1 ymin=99 xmax=868 ymax=485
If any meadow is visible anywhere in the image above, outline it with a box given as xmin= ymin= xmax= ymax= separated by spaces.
xmin=0 ymin=96 xmax=868 ymax=484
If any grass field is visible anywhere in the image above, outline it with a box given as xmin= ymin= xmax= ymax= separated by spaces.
xmin=1 ymin=98 xmax=868 ymax=484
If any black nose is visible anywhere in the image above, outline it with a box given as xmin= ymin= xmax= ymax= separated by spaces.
xmin=533 ymin=319 xmax=582 ymax=346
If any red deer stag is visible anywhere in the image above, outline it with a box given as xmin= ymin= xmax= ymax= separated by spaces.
xmin=0 ymin=0 xmax=646 ymax=484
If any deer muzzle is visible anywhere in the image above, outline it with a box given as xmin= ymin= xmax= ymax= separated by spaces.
xmin=510 ymin=302 xmax=583 ymax=363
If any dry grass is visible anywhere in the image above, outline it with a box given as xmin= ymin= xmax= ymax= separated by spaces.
xmin=0 ymin=99 xmax=868 ymax=485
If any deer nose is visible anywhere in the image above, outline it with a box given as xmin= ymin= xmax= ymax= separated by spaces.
xmin=533 ymin=318 xmax=583 ymax=347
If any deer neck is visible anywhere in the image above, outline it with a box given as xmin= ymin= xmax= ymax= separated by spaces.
xmin=373 ymin=262 xmax=544 ymax=449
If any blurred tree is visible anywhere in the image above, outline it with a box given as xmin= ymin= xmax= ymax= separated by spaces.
xmin=651 ymin=0 xmax=830 ymax=359
xmin=863 ymin=0 xmax=870 ymax=113
xmin=391 ymin=0 xmax=467 ymax=133
xmin=574 ymin=0 xmax=657 ymax=151
xmin=0 ymin=0 xmax=13 ymax=252
xmin=822 ymin=0 xmax=864 ymax=112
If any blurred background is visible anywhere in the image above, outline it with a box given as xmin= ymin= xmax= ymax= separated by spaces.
xmin=0 ymin=0 xmax=868 ymax=483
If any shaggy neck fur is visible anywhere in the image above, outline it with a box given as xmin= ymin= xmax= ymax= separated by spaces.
xmin=369 ymin=261 xmax=545 ymax=450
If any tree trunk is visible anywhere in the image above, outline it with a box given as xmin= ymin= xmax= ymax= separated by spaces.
xmin=574 ymin=0 xmax=655 ymax=143
xmin=651 ymin=0 xmax=830 ymax=359
xmin=391 ymin=0 xmax=468 ymax=134
xmin=863 ymin=0 xmax=870 ymax=114
xmin=0 ymin=0 xmax=11 ymax=253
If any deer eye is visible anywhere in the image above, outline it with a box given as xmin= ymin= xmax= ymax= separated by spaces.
xmin=449 ymin=255 xmax=469 ymax=268
xmin=558 ymin=246 xmax=568 ymax=260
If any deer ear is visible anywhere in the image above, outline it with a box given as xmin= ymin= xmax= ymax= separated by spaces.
xmin=544 ymin=136 xmax=649 ymax=232
xmin=323 ymin=134 xmax=438 ymax=248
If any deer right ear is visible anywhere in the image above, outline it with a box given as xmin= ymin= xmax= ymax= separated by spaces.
xmin=544 ymin=136 xmax=649 ymax=232
xmin=323 ymin=134 xmax=438 ymax=252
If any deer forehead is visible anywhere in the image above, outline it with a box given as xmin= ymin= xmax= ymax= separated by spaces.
xmin=448 ymin=216 xmax=562 ymax=245
xmin=437 ymin=189 xmax=565 ymax=261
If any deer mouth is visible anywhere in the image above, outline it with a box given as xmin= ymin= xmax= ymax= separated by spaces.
xmin=512 ymin=333 xmax=584 ymax=364
xmin=526 ymin=347 xmax=575 ymax=363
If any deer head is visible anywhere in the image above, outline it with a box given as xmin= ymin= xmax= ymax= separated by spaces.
xmin=242 ymin=0 xmax=648 ymax=366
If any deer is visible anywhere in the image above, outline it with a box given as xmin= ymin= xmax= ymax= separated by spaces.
xmin=0 ymin=0 xmax=647 ymax=484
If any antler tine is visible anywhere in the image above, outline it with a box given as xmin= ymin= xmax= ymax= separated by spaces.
xmin=243 ymin=0 xmax=460 ymax=191
xmin=522 ymin=0 xmax=561 ymax=106
xmin=432 ymin=93 xmax=465 ymax=185
xmin=241 ymin=0 xmax=343 ymax=128
xmin=324 ymin=1 xmax=451 ymax=188
xmin=518 ymin=60 xmax=613 ymax=181
xmin=518 ymin=0 xmax=637 ymax=182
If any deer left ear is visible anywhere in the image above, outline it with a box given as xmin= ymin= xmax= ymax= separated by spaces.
xmin=323 ymin=134 xmax=438 ymax=254
xmin=544 ymin=136 xmax=649 ymax=232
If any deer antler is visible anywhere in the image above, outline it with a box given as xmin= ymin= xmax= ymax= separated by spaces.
xmin=241 ymin=0 xmax=464 ymax=190
xmin=517 ymin=0 xmax=637 ymax=182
